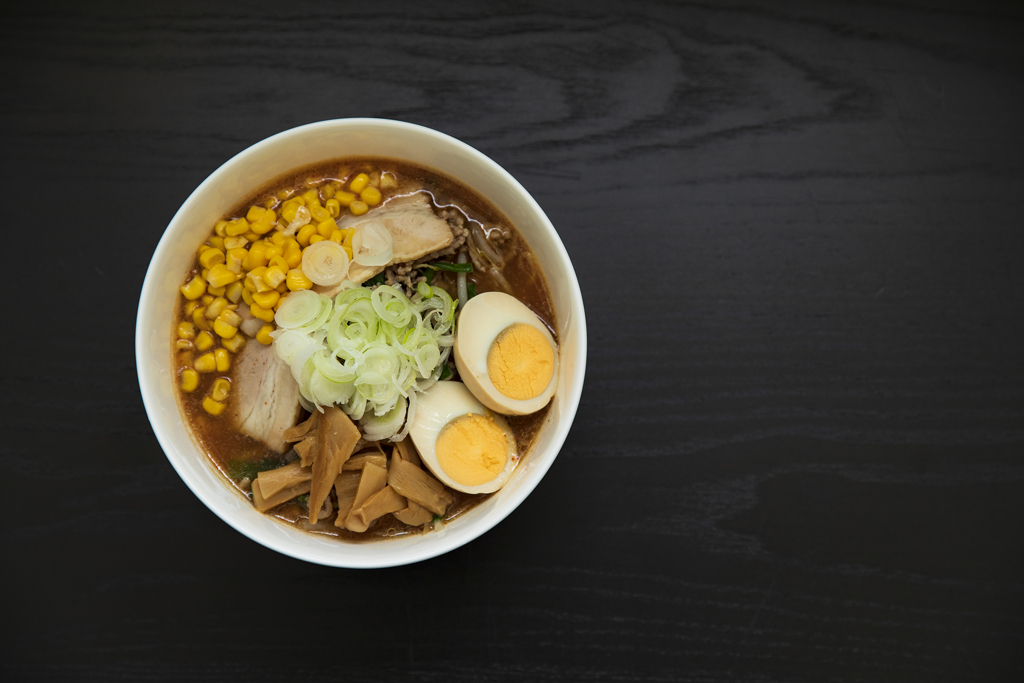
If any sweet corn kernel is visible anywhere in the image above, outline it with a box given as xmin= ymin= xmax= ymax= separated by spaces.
xmin=201 ymin=268 xmax=209 ymax=282
xmin=325 ymin=198 xmax=340 ymax=217
xmin=263 ymin=265 xmax=287 ymax=289
xmin=214 ymin=350 xmax=231 ymax=374
xmin=202 ymin=396 xmax=226 ymax=415
xmin=192 ymin=307 xmax=209 ymax=331
xmin=246 ymin=266 xmax=271 ymax=292
xmin=246 ymin=206 xmax=267 ymax=222
xmin=276 ymin=280 xmax=288 ymax=294
xmin=308 ymin=234 xmax=325 ymax=244
xmin=179 ymin=350 xmax=194 ymax=368
xmin=211 ymin=376 xmax=231 ymax=401
xmin=214 ymin=220 xmax=229 ymax=237
xmin=265 ymin=243 xmax=283 ymax=261
xmin=334 ymin=190 xmax=356 ymax=207
xmin=224 ymin=235 xmax=248 ymax=250
xmin=222 ymin=333 xmax=246 ymax=353
xmin=218 ymin=308 xmax=243 ymax=328
xmin=284 ymin=242 xmax=302 ymax=268
xmin=268 ymin=255 xmax=289 ymax=274
xmin=178 ymin=321 xmax=196 ymax=340
xmin=201 ymin=294 xmax=214 ymax=306
xmin=213 ymin=318 xmax=238 ymax=339
xmin=247 ymin=242 xmax=269 ymax=269
xmin=281 ymin=204 xmax=298 ymax=224
xmin=224 ymin=218 xmax=249 ymax=236
xmin=360 ymin=186 xmax=382 ymax=206
xmin=205 ymin=296 xmax=229 ymax=319
xmin=349 ymin=200 xmax=368 ymax=216
xmin=181 ymin=369 xmax=199 ymax=392
xmin=195 ymin=330 xmax=215 ymax=351
xmin=225 ymin=281 xmax=243 ymax=303
xmin=185 ymin=300 xmax=201 ymax=316
xmin=270 ymin=231 xmax=287 ymax=246
xmin=329 ymin=229 xmax=344 ymax=244
xmin=243 ymin=230 xmax=260 ymax=242
xmin=264 ymin=196 xmax=277 ymax=209
xmin=180 ymin=276 xmax=206 ymax=300
xmin=256 ymin=324 xmax=275 ymax=345
xmin=320 ymin=183 xmax=336 ymax=201
xmin=315 ymin=218 xmax=336 ymax=238
xmin=208 ymin=236 xmax=225 ymax=250
xmin=207 ymin=264 xmax=238 ymax=288
xmin=301 ymin=189 xmax=319 ymax=205
xmin=250 ymin=304 xmax=275 ymax=323
xmin=252 ymin=290 xmax=280 ymax=309
xmin=368 ymin=170 xmax=381 ymax=186
xmin=380 ymin=172 xmax=398 ymax=189
xmin=208 ymin=285 xmax=225 ymax=297
xmin=296 ymin=224 xmax=317 ymax=247
xmin=175 ymin=339 xmax=193 ymax=352
xmin=199 ymin=247 xmax=225 ymax=269
xmin=195 ymin=352 xmax=216 ymax=373
xmin=250 ymin=218 xmax=275 ymax=235
xmin=242 ymin=287 xmax=255 ymax=306
xmin=349 ymin=173 xmax=369 ymax=194
xmin=287 ymin=268 xmax=313 ymax=291
xmin=310 ymin=204 xmax=331 ymax=223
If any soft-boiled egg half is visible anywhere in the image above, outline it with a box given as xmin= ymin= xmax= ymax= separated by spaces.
xmin=409 ymin=381 xmax=518 ymax=494
xmin=454 ymin=291 xmax=558 ymax=416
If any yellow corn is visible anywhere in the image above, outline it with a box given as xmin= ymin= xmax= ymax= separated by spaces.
xmin=213 ymin=318 xmax=237 ymax=339
xmin=246 ymin=206 xmax=267 ymax=223
xmin=224 ymin=218 xmax=249 ymax=236
xmin=224 ymin=235 xmax=248 ymax=250
xmin=270 ymin=231 xmax=287 ymax=246
xmin=207 ymin=264 xmax=238 ymax=289
xmin=201 ymin=268 xmax=209 ymax=282
xmin=195 ymin=330 xmax=215 ymax=351
xmin=184 ymin=300 xmax=201 ymax=316
xmin=222 ymin=333 xmax=246 ymax=353
xmin=243 ymin=230 xmax=260 ymax=242
xmin=251 ymin=218 xmax=275 ymax=235
xmin=281 ymin=203 xmax=298 ymax=224
xmin=241 ymin=287 xmax=255 ymax=306
xmin=287 ymin=268 xmax=313 ymax=291
xmin=205 ymin=296 xmax=229 ymax=319
xmin=179 ymin=350 xmax=194 ymax=368
xmin=219 ymin=308 xmax=243 ymax=328
xmin=247 ymin=242 xmax=269 ymax=269
xmin=211 ymin=376 xmax=231 ymax=401
xmin=214 ymin=349 xmax=231 ymax=374
xmin=263 ymin=265 xmax=287 ymax=289
xmin=246 ymin=266 xmax=271 ymax=293
xmin=175 ymin=339 xmax=193 ymax=352
xmin=310 ymin=204 xmax=331 ymax=223
xmin=301 ymin=189 xmax=319 ymax=205
xmin=283 ymin=242 xmax=302 ymax=268
xmin=201 ymin=294 xmax=214 ymax=306
xmin=265 ymin=243 xmax=283 ymax=261
xmin=360 ymin=186 xmax=382 ymax=206
xmin=195 ymin=352 xmax=216 ymax=373
xmin=250 ymin=304 xmax=275 ymax=322
xmin=380 ymin=172 xmax=398 ymax=189
xmin=180 ymin=276 xmax=206 ymax=300
xmin=256 ymin=324 xmax=275 ymax=345
xmin=178 ymin=321 xmax=196 ymax=340
xmin=208 ymin=236 xmax=225 ymax=251
xmin=226 ymin=247 xmax=247 ymax=274
xmin=368 ymin=170 xmax=381 ymax=186
xmin=214 ymin=220 xmax=229 ymax=237
xmin=202 ymin=396 xmax=226 ymax=415
xmin=329 ymin=229 xmax=344 ymax=244
xmin=181 ymin=369 xmax=199 ymax=392
xmin=308 ymin=234 xmax=325 ymax=244
xmin=225 ymin=281 xmax=243 ymax=303
xmin=192 ymin=307 xmax=209 ymax=331
xmin=349 ymin=200 xmax=368 ymax=216
xmin=296 ymin=224 xmax=317 ymax=247
xmin=325 ymin=198 xmax=340 ymax=217
xmin=349 ymin=173 xmax=369 ymax=194
xmin=252 ymin=290 xmax=280 ymax=309
xmin=276 ymin=280 xmax=288 ymax=294
xmin=335 ymin=190 xmax=356 ymax=207
xmin=315 ymin=218 xmax=336 ymax=238
xmin=207 ymin=285 xmax=225 ymax=296
xmin=320 ymin=183 xmax=336 ymax=201
xmin=199 ymin=247 xmax=225 ymax=269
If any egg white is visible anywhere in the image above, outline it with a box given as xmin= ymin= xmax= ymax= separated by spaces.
xmin=453 ymin=291 xmax=558 ymax=416
xmin=408 ymin=381 xmax=518 ymax=495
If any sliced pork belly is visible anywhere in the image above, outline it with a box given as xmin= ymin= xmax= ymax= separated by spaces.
xmin=228 ymin=340 xmax=302 ymax=453
xmin=316 ymin=192 xmax=453 ymax=296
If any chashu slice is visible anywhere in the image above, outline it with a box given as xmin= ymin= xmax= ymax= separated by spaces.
xmin=316 ymin=192 xmax=453 ymax=297
xmin=228 ymin=340 xmax=302 ymax=454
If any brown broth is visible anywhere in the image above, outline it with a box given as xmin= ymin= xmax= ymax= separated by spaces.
xmin=173 ymin=157 xmax=557 ymax=541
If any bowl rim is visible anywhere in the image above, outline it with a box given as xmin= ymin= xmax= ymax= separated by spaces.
xmin=136 ymin=118 xmax=588 ymax=567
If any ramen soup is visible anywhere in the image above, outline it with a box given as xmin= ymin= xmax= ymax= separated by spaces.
xmin=173 ymin=159 xmax=558 ymax=541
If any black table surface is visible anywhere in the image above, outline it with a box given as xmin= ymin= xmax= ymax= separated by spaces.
xmin=3 ymin=2 xmax=1023 ymax=681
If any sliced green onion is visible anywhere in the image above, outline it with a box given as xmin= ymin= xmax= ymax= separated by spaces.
xmin=421 ymin=261 xmax=473 ymax=273
xmin=416 ymin=281 xmax=432 ymax=298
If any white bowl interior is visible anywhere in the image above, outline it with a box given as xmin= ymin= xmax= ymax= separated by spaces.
xmin=136 ymin=119 xmax=587 ymax=567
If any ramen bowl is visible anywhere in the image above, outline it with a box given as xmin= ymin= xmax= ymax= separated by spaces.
xmin=135 ymin=119 xmax=587 ymax=567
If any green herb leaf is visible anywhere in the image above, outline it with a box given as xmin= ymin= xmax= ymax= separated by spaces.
xmin=365 ymin=272 xmax=387 ymax=287
xmin=467 ymin=282 xmax=477 ymax=299
xmin=439 ymin=364 xmax=453 ymax=381
xmin=227 ymin=455 xmax=286 ymax=481
xmin=421 ymin=261 xmax=473 ymax=273
xmin=421 ymin=268 xmax=435 ymax=285
xmin=432 ymin=514 xmax=444 ymax=523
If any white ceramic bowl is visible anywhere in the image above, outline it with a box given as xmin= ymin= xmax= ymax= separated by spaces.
xmin=136 ymin=119 xmax=587 ymax=568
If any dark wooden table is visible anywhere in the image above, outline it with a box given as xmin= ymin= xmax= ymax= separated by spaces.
xmin=3 ymin=2 xmax=1022 ymax=681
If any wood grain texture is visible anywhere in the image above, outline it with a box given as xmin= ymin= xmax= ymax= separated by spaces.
xmin=2 ymin=1 xmax=1023 ymax=681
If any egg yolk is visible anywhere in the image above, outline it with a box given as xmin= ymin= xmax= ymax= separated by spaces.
xmin=486 ymin=323 xmax=554 ymax=401
xmin=435 ymin=413 xmax=509 ymax=486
